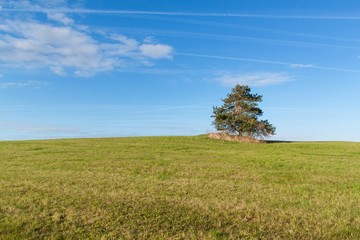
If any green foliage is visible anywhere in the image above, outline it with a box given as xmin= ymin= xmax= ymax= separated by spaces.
xmin=1 ymin=136 xmax=360 ymax=239
xmin=212 ymin=84 xmax=276 ymax=139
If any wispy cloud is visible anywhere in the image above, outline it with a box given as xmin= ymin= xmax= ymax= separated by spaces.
xmin=50 ymin=66 xmax=66 ymax=76
xmin=118 ymin=27 xmax=359 ymax=50
xmin=0 ymin=1 xmax=174 ymax=77
xmin=0 ymin=120 xmax=85 ymax=137
xmin=290 ymin=64 xmax=314 ymax=69
xmin=176 ymin=52 xmax=293 ymax=66
xmin=127 ymin=15 xmax=360 ymax=44
xmin=133 ymin=103 xmax=211 ymax=114
xmin=139 ymin=44 xmax=173 ymax=59
xmin=6 ymin=124 xmax=81 ymax=135
xmin=215 ymin=72 xmax=292 ymax=87
xmin=47 ymin=12 xmax=74 ymax=25
xmin=0 ymin=21 xmax=173 ymax=77
xmin=0 ymin=80 xmax=46 ymax=89
xmin=176 ymin=52 xmax=360 ymax=74
xmin=1 ymin=7 xmax=360 ymax=20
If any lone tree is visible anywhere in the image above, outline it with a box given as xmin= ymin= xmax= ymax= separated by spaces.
xmin=212 ymin=84 xmax=276 ymax=139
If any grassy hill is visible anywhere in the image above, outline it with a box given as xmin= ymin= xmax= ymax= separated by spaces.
xmin=1 ymin=135 xmax=360 ymax=239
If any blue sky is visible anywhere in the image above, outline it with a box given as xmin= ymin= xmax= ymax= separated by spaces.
xmin=1 ymin=0 xmax=360 ymax=141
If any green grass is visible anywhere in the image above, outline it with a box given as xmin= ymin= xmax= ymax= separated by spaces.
xmin=1 ymin=135 xmax=360 ymax=239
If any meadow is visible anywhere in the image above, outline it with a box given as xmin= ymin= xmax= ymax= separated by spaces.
xmin=0 ymin=135 xmax=360 ymax=239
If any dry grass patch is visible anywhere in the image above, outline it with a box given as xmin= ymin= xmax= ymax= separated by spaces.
xmin=207 ymin=132 xmax=262 ymax=143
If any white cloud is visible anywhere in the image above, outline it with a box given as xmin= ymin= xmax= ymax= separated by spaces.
xmin=0 ymin=80 xmax=46 ymax=89
xmin=215 ymin=72 xmax=292 ymax=87
xmin=0 ymin=1 xmax=174 ymax=77
xmin=50 ymin=66 xmax=66 ymax=76
xmin=103 ymin=34 xmax=139 ymax=56
xmin=47 ymin=12 xmax=74 ymax=25
xmin=0 ymin=19 xmax=174 ymax=76
xmin=0 ymin=20 xmax=109 ymax=75
xmin=0 ymin=24 xmax=10 ymax=31
xmin=139 ymin=44 xmax=173 ymax=59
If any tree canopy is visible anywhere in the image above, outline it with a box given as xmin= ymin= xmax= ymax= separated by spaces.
xmin=212 ymin=84 xmax=276 ymax=139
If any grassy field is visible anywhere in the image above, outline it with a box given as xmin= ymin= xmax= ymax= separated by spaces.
xmin=1 ymin=135 xmax=360 ymax=239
